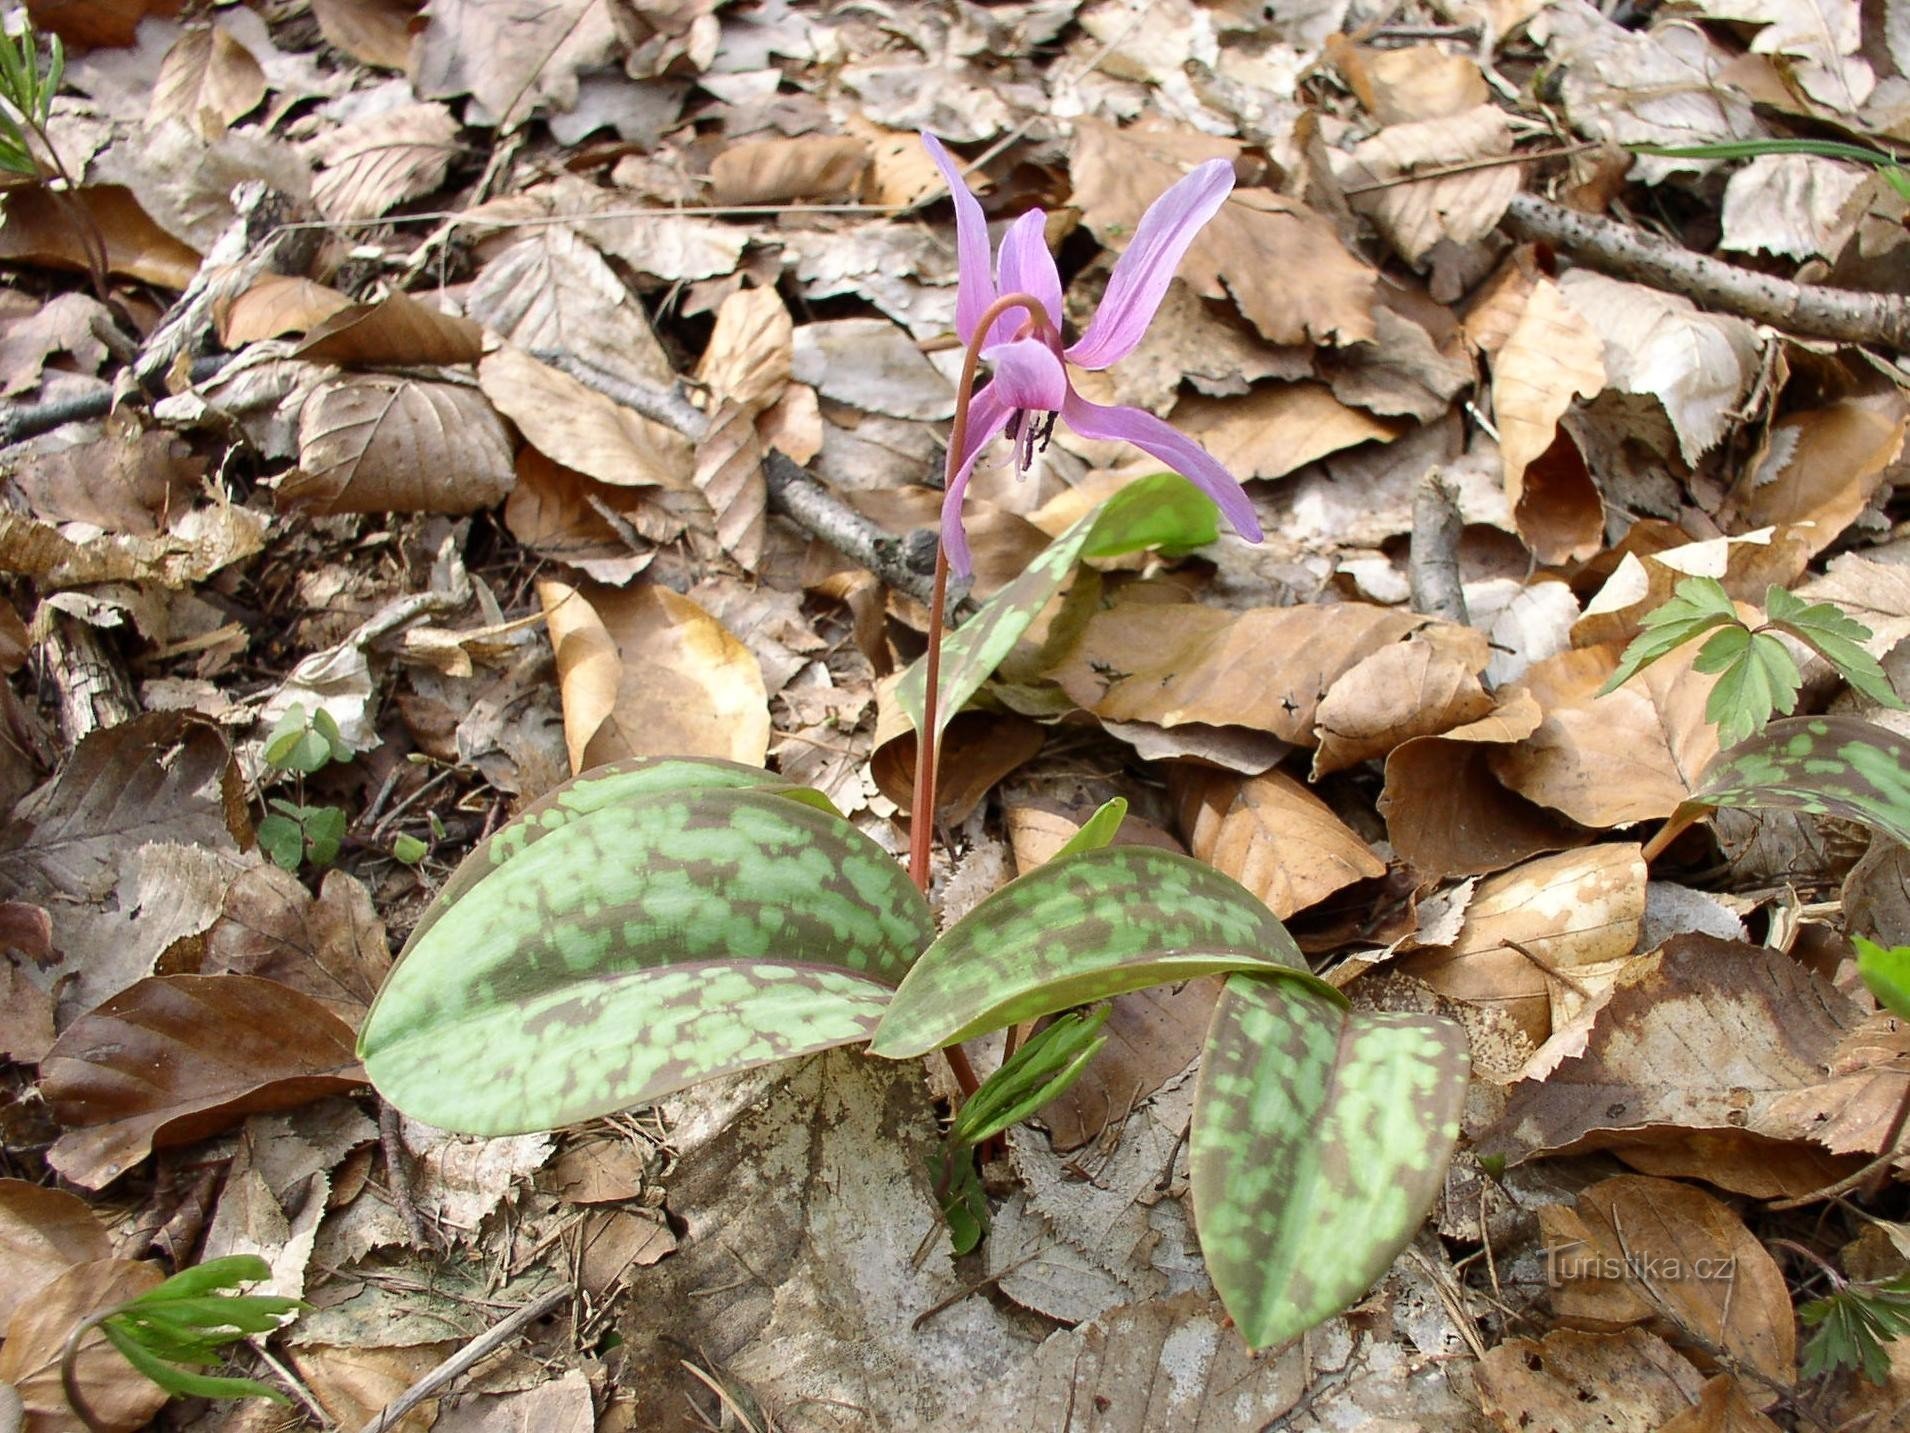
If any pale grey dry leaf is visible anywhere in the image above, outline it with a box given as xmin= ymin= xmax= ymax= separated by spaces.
xmin=466 ymin=228 xmax=677 ymax=395
xmin=1720 ymin=153 xmax=1873 ymax=262
xmin=91 ymin=119 xmax=311 ymax=252
xmin=200 ymin=1140 xmax=329 ymax=1302
xmin=432 ymin=1371 xmax=595 ymax=1433
xmin=289 ymin=375 xmax=515 ymax=514
xmin=0 ymin=292 xmax=118 ymax=397
xmin=414 ymin=0 xmax=622 ymax=127
xmin=584 ymin=211 xmax=750 ymax=283
xmin=791 ymin=318 xmax=955 ymax=421
xmin=148 ymin=23 xmax=266 ymax=137
xmin=204 ymin=864 xmax=392 ymax=1024
xmin=308 ymin=102 xmax=461 ymax=223
xmin=1339 ymin=104 xmax=1523 ymax=264
xmin=399 ymin=1118 xmax=555 ymax=1244
xmin=1689 ymin=0 xmax=1873 ymax=112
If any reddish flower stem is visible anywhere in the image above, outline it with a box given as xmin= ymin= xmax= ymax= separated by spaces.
xmin=907 ymin=291 xmax=1049 ymax=1102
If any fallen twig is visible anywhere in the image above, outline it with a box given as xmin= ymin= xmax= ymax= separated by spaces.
xmin=351 ymin=1284 xmax=572 ymax=1433
xmin=1502 ymin=192 xmax=1910 ymax=350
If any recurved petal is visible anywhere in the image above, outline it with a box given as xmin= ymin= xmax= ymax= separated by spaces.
xmin=942 ymin=380 xmax=1013 ymax=578
xmin=923 ymin=132 xmax=997 ymax=347
xmin=994 ymin=209 xmax=1064 ymax=343
xmin=1060 ymin=389 xmax=1262 ymax=544
xmin=982 ymin=337 xmax=1067 ymax=412
xmin=1066 ymin=157 xmax=1235 ymax=370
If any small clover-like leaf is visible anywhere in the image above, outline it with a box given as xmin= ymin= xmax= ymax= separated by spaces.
xmin=302 ymin=806 xmax=347 ymax=866
xmin=1854 ymin=936 xmax=1910 ymax=1021
xmin=1765 ymin=584 xmax=1906 ymax=711
xmin=1600 ymin=576 xmax=1742 ymax=697
xmin=1694 ymin=625 xmax=1799 ymax=747
xmin=256 ymin=812 xmax=304 ymax=871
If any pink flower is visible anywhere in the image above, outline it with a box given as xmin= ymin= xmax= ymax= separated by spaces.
xmin=924 ymin=132 xmax=1264 ymax=576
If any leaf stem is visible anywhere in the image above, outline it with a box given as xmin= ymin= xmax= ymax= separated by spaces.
xmin=59 ymin=1308 xmax=115 ymax=1433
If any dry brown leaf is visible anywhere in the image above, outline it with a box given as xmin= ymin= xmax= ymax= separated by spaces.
xmin=1491 ymin=642 xmax=1718 ymax=829
xmin=0 ymin=1179 xmax=111 ymax=1326
xmin=693 ymin=403 xmax=768 ymax=571
xmin=288 ymin=374 xmax=513 ymax=515
xmin=308 ymin=102 xmax=460 ymax=223
xmin=1335 ymin=41 xmax=1490 ymax=123
xmin=292 ymin=290 xmax=484 ymax=367
xmin=689 ymin=286 xmax=792 ymax=570
xmin=26 ymin=0 xmax=183 ymax=48
xmin=1341 ymin=104 xmax=1524 ymax=265
xmin=1726 ymin=393 xmax=1908 ymax=556
xmin=10 ymin=422 xmax=200 ymax=536
xmin=0 ymin=958 xmax=56 ymax=1063
xmin=310 ymin=0 xmax=419 ymax=69
xmin=1313 ymin=622 xmax=1494 ymax=774
xmin=1541 ymin=1175 xmax=1795 ymax=1395
xmin=1478 ymin=935 xmax=1866 ymax=1191
xmin=858 ymin=123 xmax=945 ymax=207
xmin=0 ymin=186 xmax=201 ymax=290
xmin=1071 ymin=118 xmax=1376 ymax=346
xmin=1473 ymin=1327 xmax=1707 ymax=1433
xmin=42 ymin=974 xmax=365 ymax=1188
xmin=203 ymin=865 xmax=392 ymax=1026
xmin=1768 ymin=1011 xmax=1910 ymax=1167
xmin=0 ymin=712 xmax=248 ymax=1021
xmin=710 ymin=135 xmax=870 ymax=205
xmin=1379 ymin=691 xmax=1588 ymax=881
xmin=0 ymin=501 xmax=268 ymax=589
xmin=0 ymin=292 xmax=118 ymax=397
xmin=0 ymin=1259 xmax=168 ymax=1433
xmin=502 ymin=448 xmax=672 ymax=585
xmin=538 ymin=578 xmax=770 ymax=772
xmin=1575 ymin=528 xmax=1814 ymax=650
xmin=1174 ymin=766 xmax=1385 ymax=919
xmin=149 ymin=23 xmax=265 ymax=137
xmin=293 ymin=1342 xmax=454 ymax=1433
xmin=413 ymin=0 xmax=621 ymax=127
xmin=1049 ymin=595 xmax=1422 ymax=743
xmin=217 ymin=275 xmax=354 ymax=346
xmin=466 ymin=228 xmax=677 ymax=395
xmin=1170 ymin=380 xmax=1405 ymax=482
xmin=1320 ymin=300 xmax=1475 ymax=423
xmin=1492 ymin=275 xmax=1606 ymax=562
xmin=479 ymin=346 xmax=694 ymax=491
xmin=1403 ymin=845 xmax=1645 ymax=1046
xmin=871 ymin=710 xmax=1044 ymax=827
xmin=1659 ymin=1376 xmax=1784 ymax=1433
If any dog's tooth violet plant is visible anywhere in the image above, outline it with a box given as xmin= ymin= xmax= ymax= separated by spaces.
xmin=358 ymin=134 xmax=1468 ymax=1351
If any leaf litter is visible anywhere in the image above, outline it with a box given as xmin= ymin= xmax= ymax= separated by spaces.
xmin=5 ymin=0 xmax=1910 ymax=1427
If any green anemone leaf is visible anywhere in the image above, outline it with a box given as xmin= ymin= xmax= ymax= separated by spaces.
xmin=1190 ymin=975 xmax=1469 ymax=1350
xmin=361 ymin=786 xmax=932 ymax=1134
xmin=869 ymin=846 xmax=1327 ymax=1057
xmin=406 ymin=755 xmax=832 ymax=950
xmin=897 ymin=473 xmax=1220 ymax=738
xmin=1676 ymin=715 xmax=1910 ymax=849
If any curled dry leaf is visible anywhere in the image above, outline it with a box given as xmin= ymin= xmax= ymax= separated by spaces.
xmin=0 ymin=1179 xmax=111 ymax=1325
xmin=204 ymin=865 xmax=392 ymax=1026
xmin=0 ymin=501 xmax=269 ymax=590
xmin=710 ymin=134 xmax=870 ymax=204
xmin=217 ymin=275 xmax=354 ymax=346
xmin=1171 ymin=380 xmax=1405 ymax=482
xmin=1575 ymin=527 xmax=1813 ymax=650
xmin=1313 ymin=621 xmax=1494 ymax=775
xmin=1334 ymin=41 xmax=1489 ymax=123
xmin=1173 ymin=765 xmax=1385 ymax=919
xmin=503 ymin=448 xmax=664 ymax=586
xmin=1403 ymin=844 xmax=1646 ymax=1048
xmin=1340 ymin=104 xmax=1523 ymax=265
xmin=1478 ymin=935 xmax=1866 ymax=1195
xmin=292 ymin=290 xmax=484 ymax=367
xmin=1725 ymin=393 xmax=1908 ymax=556
xmin=1768 ymin=1010 xmax=1910 ymax=1168
xmin=1541 ymin=1174 xmax=1795 ymax=1395
xmin=149 ymin=23 xmax=266 ymax=137
xmin=289 ymin=374 xmax=514 ymax=515
xmin=0 ymin=1259 xmax=169 ymax=1433
xmin=691 ymin=285 xmax=794 ymax=570
xmin=0 ymin=185 xmax=202 ymax=290
xmin=479 ymin=346 xmax=694 ymax=491
xmin=310 ymin=0 xmax=418 ymax=70
xmin=42 ymin=974 xmax=365 ymax=1189
xmin=309 ymin=102 xmax=460 ymax=223
xmin=1071 ymin=118 xmax=1377 ymax=346
xmin=537 ymin=578 xmax=771 ymax=772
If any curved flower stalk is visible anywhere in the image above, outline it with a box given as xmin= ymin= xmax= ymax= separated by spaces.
xmin=922 ymin=132 xmax=1264 ymax=576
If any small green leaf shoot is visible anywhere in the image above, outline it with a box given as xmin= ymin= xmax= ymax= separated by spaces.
xmin=392 ymin=833 xmax=429 ymax=865
xmin=1854 ymin=936 xmax=1910 ymax=1021
xmin=950 ymin=1005 xmax=1111 ymax=1147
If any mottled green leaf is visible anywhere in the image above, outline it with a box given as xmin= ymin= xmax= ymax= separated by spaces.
xmin=1694 ymin=625 xmax=1798 ymax=747
xmin=1600 ymin=576 xmax=1740 ymax=696
xmin=1190 ymin=976 xmax=1468 ymax=1350
xmin=1854 ymin=935 xmax=1910 ymax=1021
xmin=1679 ymin=716 xmax=1910 ymax=849
xmin=869 ymin=846 xmax=1325 ymax=1057
xmin=362 ymin=787 xmax=933 ymax=1134
xmin=407 ymin=755 xmax=829 ymax=950
xmin=897 ymin=474 xmax=1219 ymax=736
xmin=1764 ymin=584 xmax=1905 ymax=711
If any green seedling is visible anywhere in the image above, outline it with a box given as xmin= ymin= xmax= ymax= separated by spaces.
xmin=256 ymin=704 xmax=354 ymax=871
xmin=1801 ymin=1272 xmax=1910 ymax=1384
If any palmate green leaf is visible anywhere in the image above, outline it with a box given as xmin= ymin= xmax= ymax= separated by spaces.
xmin=1599 ymin=576 xmax=1742 ymax=697
xmin=1800 ymin=1274 xmax=1910 ymax=1384
xmin=1764 ymin=584 xmax=1906 ymax=711
xmin=1679 ymin=716 xmax=1910 ymax=849
xmin=1694 ymin=625 xmax=1800 ymax=747
xmin=1853 ymin=936 xmax=1910 ymax=1021
xmin=361 ymin=785 xmax=933 ymax=1134
xmin=897 ymin=473 xmax=1219 ymax=737
xmin=1190 ymin=975 xmax=1469 ymax=1350
xmin=869 ymin=846 xmax=1326 ymax=1057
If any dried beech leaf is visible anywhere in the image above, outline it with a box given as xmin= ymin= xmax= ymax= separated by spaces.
xmin=537 ymin=578 xmax=770 ymax=771
xmin=217 ymin=275 xmax=354 ymax=346
xmin=1341 ymin=105 xmax=1523 ymax=264
xmin=710 ymin=135 xmax=870 ymax=205
xmin=503 ymin=448 xmax=662 ymax=585
xmin=1726 ymin=394 xmax=1908 ymax=556
xmin=1491 ymin=275 xmax=1606 ymax=561
xmin=693 ymin=401 xmax=769 ymax=571
xmin=0 ymin=1179 xmax=112 ymax=1325
xmin=0 ymin=503 xmax=268 ymax=589
xmin=696 ymin=285 xmax=793 ymax=414
xmin=149 ymin=24 xmax=265 ymax=137
xmin=0 ymin=292 xmax=115 ymax=398
xmin=0 ymin=1259 xmax=168 ymax=1433
xmin=479 ymin=346 xmax=693 ymax=490
xmin=0 ymin=186 xmax=201 ymax=290
xmin=1174 ymin=766 xmax=1385 ymax=919
xmin=290 ymin=375 xmax=514 ymax=515
xmin=308 ymin=102 xmax=459 ymax=223
xmin=1313 ymin=622 xmax=1494 ymax=775
xmin=1172 ymin=380 xmax=1405 ymax=482
xmin=42 ymin=974 xmax=364 ymax=1189
xmin=1475 ymin=1327 xmax=1707 ymax=1433
xmin=413 ymin=0 xmax=621 ymax=127
xmin=311 ymin=0 xmax=418 ymax=69
xmin=204 ymin=865 xmax=392 ymax=1025
xmin=292 ymin=290 xmax=484 ymax=367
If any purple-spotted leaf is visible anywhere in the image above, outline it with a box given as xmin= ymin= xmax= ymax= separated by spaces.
xmin=359 ymin=785 xmax=931 ymax=1134
xmin=1191 ymin=975 xmax=1469 ymax=1349
xmin=868 ymin=846 xmax=1328 ymax=1057
xmin=896 ymin=473 xmax=1219 ymax=738
xmin=1672 ymin=716 xmax=1910 ymax=849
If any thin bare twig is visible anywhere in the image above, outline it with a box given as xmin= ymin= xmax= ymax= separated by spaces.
xmin=351 ymin=1285 xmax=572 ymax=1433
xmin=1503 ymin=192 xmax=1910 ymax=350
